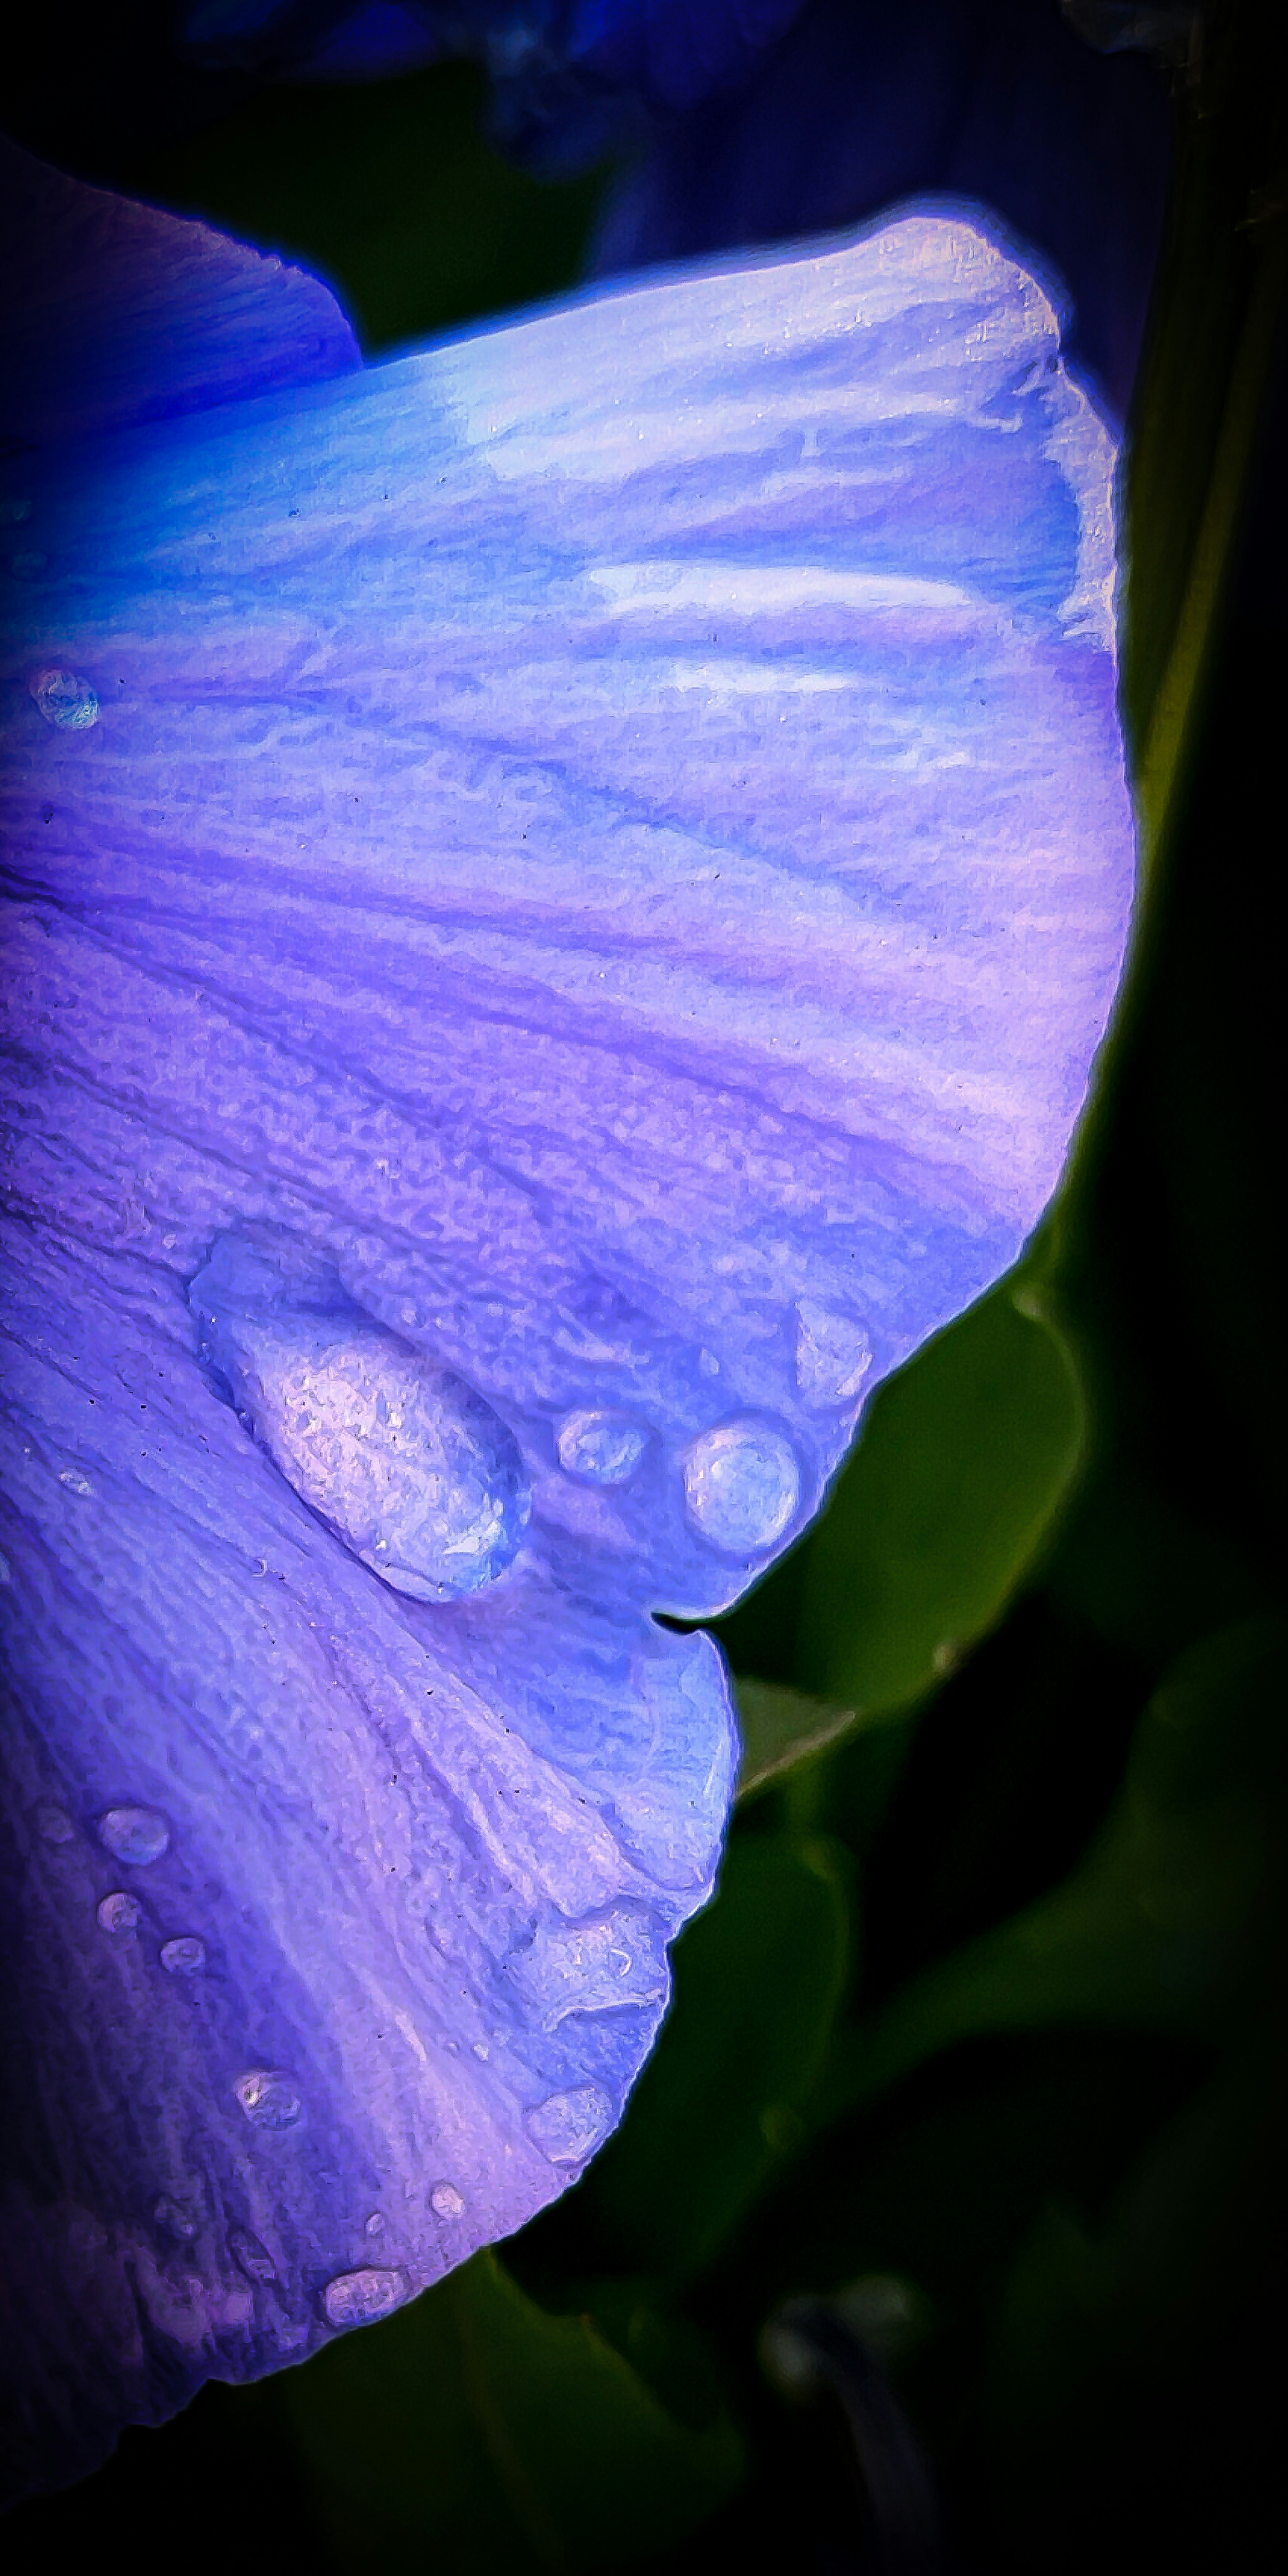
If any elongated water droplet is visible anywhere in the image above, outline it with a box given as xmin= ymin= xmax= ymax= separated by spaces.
xmin=98 ymin=1805 xmax=170 ymax=1865
xmin=30 ymin=667 xmax=99 ymax=729
xmin=364 ymin=2212 xmax=385 ymax=2238
xmin=97 ymin=1890 xmax=141 ymax=1935
xmin=230 ymin=2226 xmax=277 ymax=2284
xmin=160 ymin=1934 xmax=206 ymax=1975
xmin=59 ymin=1469 xmax=93 ymax=1496
xmin=322 ymin=2266 xmax=408 ymax=2328
xmin=191 ymin=1231 xmax=529 ymax=1600
xmin=234 ymin=2069 xmax=302 ymax=2131
xmin=794 ymin=1299 xmax=873 ymax=1407
xmin=506 ymin=1905 xmax=667 ymax=2030
xmin=524 ymin=2084 xmax=614 ymax=2166
xmin=682 ymin=1419 xmax=800 ymax=1554
xmin=556 ymin=1409 xmax=649 ymax=1486
xmin=430 ymin=2182 xmax=464 ymax=2220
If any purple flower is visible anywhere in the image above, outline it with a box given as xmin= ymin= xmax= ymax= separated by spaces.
xmin=0 ymin=134 xmax=1133 ymax=2495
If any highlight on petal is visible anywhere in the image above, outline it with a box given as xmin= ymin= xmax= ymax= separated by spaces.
xmin=0 ymin=164 xmax=1133 ymax=2497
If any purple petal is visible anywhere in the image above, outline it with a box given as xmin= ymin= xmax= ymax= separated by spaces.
xmin=0 ymin=171 xmax=1133 ymax=2493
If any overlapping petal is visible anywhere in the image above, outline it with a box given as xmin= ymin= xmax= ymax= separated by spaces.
xmin=1 ymin=152 xmax=1133 ymax=2494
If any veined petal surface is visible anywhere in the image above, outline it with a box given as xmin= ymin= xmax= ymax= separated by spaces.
xmin=0 ymin=181 xmax=1133 ymax=2493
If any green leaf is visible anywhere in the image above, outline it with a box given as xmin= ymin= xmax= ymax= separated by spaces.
xmin=732 ymin=1678 xmax=861 ymax=1801
xmin=796 ymin=1281 xmax=1086 ymax=1717
xmin=280 ymin=2249 xmax=744 ymax=2573
xmin=823 ymin=1619 xmax=1288 ymax=2122
xmin=584 ymin=1832 xmax=851 ymax=2277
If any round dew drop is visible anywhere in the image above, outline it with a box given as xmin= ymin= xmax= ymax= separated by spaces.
xmin=682 ymin=1419 xmax=800 ymax=1555
xmin=556 ymin=1409 xmax=648 ymax=1486
xmin=29 ymin=667 xmax=99 ymax=729
xmin=160 ymin=1935 xmax=206 ymax=1975
xmin=430 ymin=2182 xmax=464 ymax=2220
xmin=97 ymin=1891 xmax=141 ymax=1935
xmin=97 ymin=1805 xmax=170 ymax=1865
xmin=234 ymin=2069 xmax=302 ymax=2131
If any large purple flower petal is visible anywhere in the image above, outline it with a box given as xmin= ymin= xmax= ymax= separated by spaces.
xmin=1 ymin=152 xmax=1133 ymax=2494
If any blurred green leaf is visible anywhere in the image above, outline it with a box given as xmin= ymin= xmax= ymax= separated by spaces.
xmin=280 ymin=2248 xmax=743 ymax=2573
xmin=583 ymin=1833 xmax=851 ymax=2278
xmin=795 ymin=1282 xmax=1086 ymax=1717
xmin=733 ymin=1678 xmax=861 ymax=1801
xmin=823 ymin=1618 xmax=1288 ymax=2122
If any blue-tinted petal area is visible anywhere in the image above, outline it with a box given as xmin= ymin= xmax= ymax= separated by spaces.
xmin=0 ymin=183 xmax=1133 ymax=2494
xmin=0 ymin=137 xmax=359 ymax=450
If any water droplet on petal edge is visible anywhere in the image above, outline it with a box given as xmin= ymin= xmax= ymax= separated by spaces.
xmin=794 ymin=1298 xmax=874 ymax=1407
xmin=524 ymin=2084 xmax=614 ymax=2166
xmin=322 ymin=2266 xmax=408 ymax=2328
xmin=682 ymin=1419 xmax=800 ymax=1555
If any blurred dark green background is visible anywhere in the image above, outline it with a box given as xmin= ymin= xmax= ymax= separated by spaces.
xmin=5 ymin=9 xmax=1286 ymax=2569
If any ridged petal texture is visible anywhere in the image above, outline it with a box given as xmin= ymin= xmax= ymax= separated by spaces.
xmin=0 ymin=148 xmax=1133 ymax=2494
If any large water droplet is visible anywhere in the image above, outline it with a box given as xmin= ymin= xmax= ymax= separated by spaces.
xmin=430 ymin=2182 xmax=464 ymax=2220
xmin=97 ymin=1890 xmax=141 ymax=1936
xmin=230 ymin=2226 xmax=277 ymax=2284
xmin=556 ymin=1409 xmax=649 ymax=1486
xmin=98 ymin=1805 xmax=170 ymax=1865
xmin=234 ymin=2069 xmax=302 ymax=2131
xmin=322 ymin=2266 xmax=408 ymax=2328
xmin=507 ymin=1905 xmax=668 ymax=2030
xmin=794 ymin=1299 xmax=874 ymax=1407
xmin=191 ymin=1231 xmax=529 ymax=1600
xmin=160 ymin=1934 xmax=206 ymax=1975
xmin=29 ymin=667 xmax=99 ymax=729
xmin=524 ymin=2084 xmax=614 ymax=2166
xmin=682 ymin=1419 xmax=800 ymax=1554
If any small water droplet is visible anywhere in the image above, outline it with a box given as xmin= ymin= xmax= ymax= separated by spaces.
xmin=322 ymin=2266 xmax=408 ymax=2328
xmin=59 ymin=1468 xmax=93 ymax=1496
xmin=234 ymin=2069 xmax=302 ymax=2131
xmin=98 ymin=1805 xmax=170 ymax=1865
xmin=97 ymin=1890 xmax=141 ymax=1935
xmin=555 ymin=1409 xmax=649 ymax=1486
xmin=153 ymin=2193 xmax=198 ymax=2241
xmin=794 ymin=1300 xmax=873 ymax=1407
xmin=682 ymin=1419 xmax=800 ymax=1554
xmin=230 ymin=2226 xmax=277 ymax=2284
xmin=524 ymin=2084 xmax=614 ymax=2166
xmin=699 ymin=1350 xmax=721 ymax=1378
xmin=250 ymin=1556 xmax=267 ymax=1576
xmin=364 ymin=2212 xmax=385 ymax=2238
xmin=35 ymin=1803 xmax=75 ymax=1845
xmin=30 ymin=667 xmax=99 ymax=729
xmin=190 ymin=1232 xmax=529 ymax=1600
xmin=430 ymin=2182 xmax=464 ymax=2220
xmin=160 ymin=1934 xmax=206 ymax=1975
xmin=472 ymin=2040 xmax=489 ymax=2059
